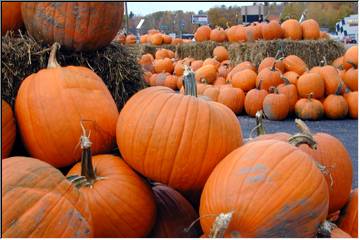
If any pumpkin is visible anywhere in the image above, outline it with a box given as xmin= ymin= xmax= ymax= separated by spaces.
xmin=21 ymin=2 xmax=124 ymax=51
xmin=210 ymin=27 xmax=227 ymax=42
xmin=262 ymin=87 xmax=289 ymax=120
xmin=176 ymin=76 xmax=184 ymax=90
xmin=320 ymin=66 xmax=347 ymax=95
xmin=116 ymin=68 xmax=243 ymax=192
xmin=144 ymin=71 xmax=152 ymax=84
xmin=244 ymin=86 xmax=268 ymax=117
xmin=164 ymin=75 xmax=178 ymax=90
xmin=297 ymin=72 xmax=325 ymax=99
xmin=148 ymin=29 xmax=160 ymax=35
xmin=295 ymin=120 xmax=353 ymax=214
xmin=231 ymin=69 xmax=257 ymax=92
xmin=191 ymin=60 xmax=204 ymax=71
xmin=213 ymin=46 xmax=229 ymax=62
xmin=226 ymin=25 xmax=247 ymax=42
xmin=139 ymin=53 xmax=154 ymax=65
xmin=333 ymin=56 xmax=352 ymax=70
xmin=2 ymin=157 xmax=93 ymax=237
xmin=150 ymin=184 xmax=200 ymax=237
xmin=295 ymin=93 xmax=324 ymax=120
xmin=203 ymin=86 xmax=245 ymax=114
xmin=15 ymin=43 xmax=118 ymax=168
xmin=171 ymin=38 xmax=183 ymax=45
xmin=199 ymin=138 xmax=329 ymax=237
xmin=344 ymin=91 xmax=358 ymax=119
xmin=203 ymin=57 xmax=220 ymax=70
xmin=149 ymin=72 xmax=169 ymax=87
xmin=162 ymin=34 xmax=172 ymax=44
xmin=338 ymin=189 xmax=358 ymax=237
xmin=255 ymin=63 xmax=283 ymax=91
xmin=155 ymin=49 xmax=170 ymax=59
xmin=343 ymin=67 xmax=358 ymax=91
xmin=151 ymin=33 xmax=164 ymax=45
xmin=283 ymin=55 xmax=308 ymax=75
xmin=2 ymin=2 xmax=23 ymax=35
xmin=125 ymin=34 xmax=136 ymax=44
xmin=301 ymin=19 xmax=320 ymax=40
xmin=245 ymin=25 xmax=261 ymax=41
xmin=194 ymin=25 xmax=212 ymax=42
xmin=278 ymin=77 xmax=298 ymax=113
xmin=195 ymin=64 xmax=217 ymax=84
xmin=214 ymin=76 xmax=227 ymax=86
xmin=261 ymin=20 xmax=283 ymax=40
xmin=140 ymin=34 xmax=148 ymax=43
xmin=67 ymin=128 xmax=156 ymax=237
xmin=154 ymin=58 xmax=174 ymax=73
xmin=283 ymin=71 xmax=300 ymax=85
xmin=2 ymin=100 xmax=16 ymax=158
xmin=310 ymin=66 xmax=323 ymax=75
xmin=218 ymin=61 xmax=231 ymax=78
xmin=174 ymin=62 xmax=186 ymax=76
xmin=281 ymin=19 xmax=302 ymax=40
xmin=344 ymin=46 xmax=358 ymax=67
xmin=258 ymin=57 xmax=285 ymax=73
xmin=323 ymin=87 xmax=349 ymax=119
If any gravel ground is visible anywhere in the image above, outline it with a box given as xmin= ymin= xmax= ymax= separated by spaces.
xmin=238 ymin=115 xmax=358 ymax=188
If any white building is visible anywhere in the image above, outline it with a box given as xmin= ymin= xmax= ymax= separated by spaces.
xmin=335 ymin=14 xmax=358 ymax=43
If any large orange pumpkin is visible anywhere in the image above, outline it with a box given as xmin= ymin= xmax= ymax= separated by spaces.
xmin=213 ymin=46 xmax=229 ymax=62
xmin=295 ymin=120 xmax=353 ymax=214
xmin=162 ymin=34 xmax=172 ymax=44
xmin=262 ymin=87 xmax=289 ymax=120
xmin=320 ymin=66 xmax=347 ymax=95
xmin=261 ymin=20 xmax=283 ymax=40
xmin=344 ymin=91 xmax=358 ymax=119
xmin=258 ymin=57 xmax=285 ymax=73
xmin=226 ymin=25 xmax=247 ymax=42
xmin=2 ymin=100 xmax=16 ymax=159
xmin=210 ymin=27 xmax=227 ymax=42
xmin=283 ymin=55 xmax=308 ymax=75
xmin=203 ymin=57 xmax=220 ymax=70
xmin=332 ymin=56 xmax=351 ymax=70
xmin=227 ymin=61 xmax=257 ymax=82
xmin=151 ymin=33 xmax=164 ymax=45
xmin=116 ymin=68 xmax=243 ymax=192
xmin=301 ymin=19 xmax=320 ymax=40
xmin=295 ymin=94 xmax=324 ymax=120
xmin=21 ymin=2 xmax=124 ymax=51
xmin=256 ymin=63 xmax=283 ymax=91
xmin=244 ymin=86 xmax=268 ymax=117
xmin=297 ymin=72 xmax=325 ymax=99
xmin=154 ymin=58 xmax=174 ymax=73
xmin=323 ymin=90 xmax=349 ymax=119
xmin=2 ymin=157 xmax=93 ymax=237
xmin=338 ymin=189 xmax=358 ymax=238
xmin=67 ymin=130 xmax=156 ymax=237
xmin=15 ymin=43 xmax=119 ymax=168
xmin=195 ymin=64 xmax=217 ymax=83
xmin=191 ymin=60 xmax=204 ymax=71
xmin=199 ymin=139 xmax=329 ymax=237
xmin=194 ymin=25 xmax=211 ymax=42
xmin=343 ymin=46 xmax=358 ymax=67
xmin=2 ymin=2 xmax=23 ymax=35
xmin=283 ymin=71 xmax=300 ymax=85
xmin=281 ymin=19 xmax=302 ymax=40
xmin=150 ymin=184 xmax=200 ymax=237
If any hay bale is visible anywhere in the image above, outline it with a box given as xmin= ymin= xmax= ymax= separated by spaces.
xmin=2 ymin=31 xmax=145 ymax=110
xmin=228 ymin=39 xmax=346 ymax=68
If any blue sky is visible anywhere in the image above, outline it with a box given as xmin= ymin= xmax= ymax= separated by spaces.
xmin=127 ymin=2 xmax=251 ymax=16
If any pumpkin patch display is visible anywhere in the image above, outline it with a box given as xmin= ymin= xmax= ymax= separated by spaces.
xmin=2 ymin=100 xmax=16 ymax=158
xmin=21 ymin=2 xmax=124 ymax=51
xmin=116 ymin=68 xmax=243 ymax=192
xmin=15 ymin=43 xmax=119 ymax=168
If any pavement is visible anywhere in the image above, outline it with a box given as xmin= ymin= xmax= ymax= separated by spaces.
xmin=238 ymin=115 xmax=358 ymax=188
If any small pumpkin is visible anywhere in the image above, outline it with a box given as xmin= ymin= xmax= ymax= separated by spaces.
xmin=297 ymin=72 xmax=325 ymax=99
xmin=125 ymin=34 xmax=137 ymax=44
xmin=231 ymin=69 xmax=257 ymax=92
xmin=344 ymin=90 xmax=358 ymax=119
xmin=343 ymin=67 xmax=358 ymax=91
xmin=162 ymin=34 xmax=172 ymax=44
xmin=164 ymin=75 xmax=178 ymax=90
xmin=195 ymin=64 xmax=217 ymax=84
xmin=283 ymin=71 xmax=300 ymax=85
xmin=258 ymin=57 xmax=285 ymax=73
xmin=244 ymin=85 xmax=268 ymax=117
xmin=116 ymin=67 xmax=243 ymax=192
xmin=139 ymin=53 xmax=154 ymax=65
xmin=151 ymin=33 xmax=164 ymax=45
xmin=301 ymin=19 xmax=320 ymax=40
xmin=150 ymin=183 xmax=200 ymax=237
xmin=154 ymin=58 xmax=174 ymax=73
xmin=281 ymin=19 xmax=302 ymax=40
xmin=338 ymin=189 xmax=358 ymax=238
xmin=261 ymin=20 xmax=283 ymax=40
xmin=2 ymin=2 xmax=23 ymax=35
xmin=155 ymin=49 xmax=171 ymax=59
xmin=191 ymin=60 xmax=204 ymax=71
xmin=295 ymin=93 xmax=324 ymax=120
xmin=67 ymin=127 xmax=156 ymax=237
xmin=2 ymin=100 xmax=16 ymax=159
xmin=283 ymin=55 xmax=308 ymax=75
xmin=203 ymin=57 xmax=220 ymax=70
xmin=210 ymin=27 xmax=227 ymax=42
xmin=320 ymin=65 xmax=347 ymax=95
xmin=344 ymin=46 xmax=358 ymax=67
xmin=194 ymin=25 xmax=212 ymax=42
xmin=256 ymin=63 xmax=283 ymax=91
xmin=213 ymin=46 xmax=229 ymax=62
xmin=226 ymin=25 xmax=247 ymax=42
xmin=278 ymin=77 xmax=298 ymax=113
xmin=323 ymin=85 xmax=349 ymax=119
xmin=333 ymin=56 xmax=352 ymax=70
xmin=15 ymin=43 xmax=118 ymax=168
xmin=262 ymin=87 xmax=289 ymax=120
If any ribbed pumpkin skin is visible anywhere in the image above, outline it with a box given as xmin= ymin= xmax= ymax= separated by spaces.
xmin=21 ymin=2 xmax=123 ymax=51
xmin=194 ymin=25 xmax=211 ymax=42
xmin=67 ymin=155 xmax=156 ymax=237
xmin=15 ymin=66 xmax=119 ymax=168
xmin=200 ymin=140 xmax=329 ymax=238
xmin=338 ymin=189 xmax=358 ymax=238
xmin=261 ymin=21 xmax=283 ymax=40
xmin=150 ymin=184 xmax=200 ymax=238
xmin=283 ymin=71 xmax=300 ymax=85
xmin=116 ymin=87 xmax=243 ymax=192
xmin=244 ymin=88 xmax=268 ymax=117
xmin=320 ymin=66 xmax=346 ymax=95
xmin=323 ymin=95 xmax=349 ymax=119
xmin=344 ymin=46 xmax=358 ymax=67
xmin=2 ymin=157 xmax=93 ymax=237
xmin=278 ymin=81 xmax=298 ymax=113
xmin=295 ymin=98 xmax=324 ymax=120
xmin=254 ymin=132 xmax=291 ymax=142
xmin=281 ymin=19 xmax=302 ymax=40
xmin=299 ymin=133 xmax=353 ymax=214
xmin=207 ymin=86 xmax=246 ymax=114
xmin=258 ymin=57 xmax=285 ymax=73
xmin=283 ymin=55 xmax=308 ymax=75
xmin=262 ymin=91 xmax=289 ymax=120
xmin=344 ymin=91 xmax=358 ymax=119
xmin=301 ymin=19 xmax=320 ymax=40
xmin=2 ymin=100 xmax=16 ymax=158
xmin=297 ymin=73 xmax=325 ymax=99
xmin=256 ymin=67 xmax=283 ymax=91
xmin=195 ymin=65 xmax=217 ymax=83
xmin=213 ymin=46 xmax=229 ymax=62
xmin=231 ymin=69 xmax=257 ymax=92
xmin=343 ymin=68 xmax=358 ymax=91
xmin=2 ymin=2 xmax=23 ymax=35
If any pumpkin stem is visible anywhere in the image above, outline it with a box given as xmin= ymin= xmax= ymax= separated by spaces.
xmin=294 ymin=118 xmax=313 ymax=136
xmin=249 ymin=110 xmax=267 ymax=139
xmin=79 ymin=121 xmax=97 ymax=184
xmin=269 ymin=86 xmax=278 ymax=94
xmin=335 ymin=81 xmax=344 ymax=95
xmin=306 ymin=93 xmax=314 ymax=101
xmin=47 ymin=42 xmax=61 ymax=68
xmin=320 ymin=56 xmax=328 ymax=66
xmin=317 ymin=220 xmax=336 ymax=238
xmin=271 ymin=61 xmax=277 ymax=71
xmin=209 ymin=212 xmax=234 ymax=238
xmin=281 ymin=77 xmax=290 ymax=85
xmin=288 ymin=133 xmax=317 ymax=149
xmin=183 ymin=65 xmax=197 ymax=97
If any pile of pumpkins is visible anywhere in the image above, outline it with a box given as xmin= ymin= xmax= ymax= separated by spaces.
xmin=194 ymin=18 xmax=329 ymax=43
xmin=139 ymin=45 xmax=358 ymax=121
xmin=115 ymin=28 xmax=192 ymax=45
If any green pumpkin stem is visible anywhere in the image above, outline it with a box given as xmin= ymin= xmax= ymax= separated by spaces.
xmin=183 ymin=65 xmax=197 ymax=97
xmin=47 ymin=42 xmax=61 ymax=68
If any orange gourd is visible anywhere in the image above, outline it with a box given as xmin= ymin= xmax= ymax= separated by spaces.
xmin=297 ymin=72 xmax=325 ymax=99
xmin=154 ymin=58 xmax=174 ymax=73
xmin=323 ymin=87 xmax=349 ymax=119
xmin=244 ymin=86 xmax=268 ymax=117
xmin=283 ymin=55 xmax=308 ymax=75
xmin=343 ymin=67 xmax=358 ymax=91
xmin=231 ymin=69 xmax=257 ymax=92
xmin=258 ymin=57 xmax=285 ymax=73
xmin=195 ymin=64 xmax=217 ymax=84
xmin=256 ymin=63 xmax=283 ymax=91
xmin=191 ymin=60 xmax=204 ymax=71
xmin=210 ymin=27 xmax=227 ymax=42
xmin=213 ymin=46 xmax=229 ymax=62
xmin=151 ymin=33 xmax=164 ymax=45
xmin=261 ymin=20 xmax=283 ymax=40
xmin=320 ymin=66 xmax=346 ymax=95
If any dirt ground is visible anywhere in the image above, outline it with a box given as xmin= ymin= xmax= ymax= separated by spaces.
xmin=238 ymin=115 xmax=358 ymax=188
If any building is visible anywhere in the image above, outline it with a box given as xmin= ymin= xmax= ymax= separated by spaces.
xmin=240 ymin=5 xmax=264 ymax=23
xmin=335 ymin=14 xmax=358 ymax=43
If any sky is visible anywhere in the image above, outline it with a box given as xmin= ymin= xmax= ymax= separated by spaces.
xmin=127 ymin=2 xmax=252 ymax=16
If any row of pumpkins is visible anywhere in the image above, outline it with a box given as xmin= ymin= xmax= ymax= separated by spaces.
xmin=139 ymin=45 xmax=358 ymax=120
xmin=2 ymin=39 xmax=358 ymax=237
